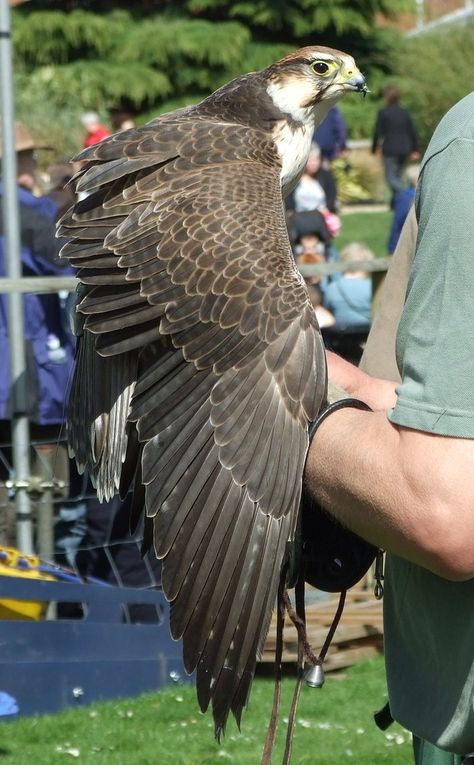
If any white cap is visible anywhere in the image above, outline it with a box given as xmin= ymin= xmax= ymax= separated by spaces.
xmin=80 ymin=112 xmax=100 ymax=127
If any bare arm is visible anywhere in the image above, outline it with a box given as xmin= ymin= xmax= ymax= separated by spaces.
xmin=326 ymin=351 xmax=397 ymax=410
xmin=307 ymin=353 xmax=474 ymax=582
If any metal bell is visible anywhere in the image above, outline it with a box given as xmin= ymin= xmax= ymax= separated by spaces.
xmin=304 ymin=662 xmax=325 ymax=688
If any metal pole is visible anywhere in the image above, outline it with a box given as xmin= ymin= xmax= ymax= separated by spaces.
xmin=416 ymin=0 xmax=424 ymax=29
xmin=35 ymin=445 xmax=55 ymax=561
xmin=0 ymin=0 xmax=34 ymax=553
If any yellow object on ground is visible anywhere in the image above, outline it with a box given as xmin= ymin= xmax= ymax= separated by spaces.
xmin=0 ymin=546 xmax=55 ymax=620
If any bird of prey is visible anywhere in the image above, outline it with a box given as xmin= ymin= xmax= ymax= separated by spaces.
xmin=59 ymin=46 xmax=367 ymax=737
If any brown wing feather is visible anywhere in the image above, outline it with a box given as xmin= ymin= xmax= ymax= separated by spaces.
xmin=62 ymin=112 xmax=326 ymax=736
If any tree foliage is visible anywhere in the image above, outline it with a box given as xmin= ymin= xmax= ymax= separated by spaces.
xmin=12 ymin=9 xmax=122 ymax=65
xmin=9 ymin=0 xmax=415 ymax=159
xmin=391 ymin=20 xmax=474 ymax=149
xmin=180 ymin=0 xmax=412 ymax=38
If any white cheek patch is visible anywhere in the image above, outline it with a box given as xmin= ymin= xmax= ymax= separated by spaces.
xmin=266 ymin=78 xmax=316 ymax=125
xmin=274 ymin=122 xmax=314 ymax=191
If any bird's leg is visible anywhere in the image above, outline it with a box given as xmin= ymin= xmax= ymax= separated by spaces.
xmin=283 ymin=583 xmax=347 ymax=688
xmin=281 ymin=585 xmax=319 ymax=665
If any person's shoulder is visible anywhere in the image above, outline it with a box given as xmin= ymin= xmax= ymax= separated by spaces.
xmin=437 ymin=92 xmax=474 ymax=139
xmin=423 ymin=93 xmax=474 ymax=166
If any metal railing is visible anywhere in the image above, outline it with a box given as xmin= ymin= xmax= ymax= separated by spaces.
xmin=0 ymin=257 xmax=392 ymax=293
xmin=0 ymin=276 xmax=77 ymax=294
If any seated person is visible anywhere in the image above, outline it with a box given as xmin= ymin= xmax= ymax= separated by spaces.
xmin=287 ymin=209 xmax=332 ymax=262
xmin=286 ymin=143 xmax=339 ymax=215
xmin=322 ymin=241 xmax=374 ymax=329
xmin=292 ymin=223 xmax=335 ymax=329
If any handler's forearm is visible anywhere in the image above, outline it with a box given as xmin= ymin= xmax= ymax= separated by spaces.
xmin=305 ymin=407 xmax=474 ymax=581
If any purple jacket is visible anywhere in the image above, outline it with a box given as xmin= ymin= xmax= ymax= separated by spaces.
xmin=0 ymin=184 xmax=75 ymax=425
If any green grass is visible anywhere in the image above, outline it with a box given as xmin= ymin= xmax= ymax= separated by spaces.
xmin=335 ymin=209 xmax=392 ymax=259
xmin=0 ymin=657 xmax=411 ymax=764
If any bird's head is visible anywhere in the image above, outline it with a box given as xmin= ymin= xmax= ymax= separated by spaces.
xmin=265 ymin=46 xmax=368 ymax=127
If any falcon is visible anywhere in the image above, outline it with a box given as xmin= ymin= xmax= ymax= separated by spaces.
xmin=59 ymin=46 xmax=367 ymax=737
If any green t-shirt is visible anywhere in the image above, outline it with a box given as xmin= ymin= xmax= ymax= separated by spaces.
xmin=385 ymin=93 xmax=474 ymax=754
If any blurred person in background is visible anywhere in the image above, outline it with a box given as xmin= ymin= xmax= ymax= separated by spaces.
xmin=323 ymin=241 xmax=374 ymax=330
xmin=372 ymin=84 xmax=420 ymax=208
xmin=45 ymin=161 xmax=77 ymax=222
xmin=0 ymin=122 xmax=75 ymax=547
xmin=289 ymin=210 xmax=335 ymax=329
xmin=111 ymin=111 xmax=136 ymax=132
xmin=80 ymin=111 xmax=111 ymax=149
xmin=295 ymin=248 xmax=335 ymax=329
xmin=0 ymin=126 xmax=161 ymax=603
xmin=387 ymin=164 xmax=420 ymax=255
xmin=321 ymin=242 xmax=374 ymax=364
xmin=287 ymin=208 xmax=332 ymax=262
xmin=287 ymin=143 xmax=341 ymax=238
xmin=313 ymin=104 xmax=348 ymax=167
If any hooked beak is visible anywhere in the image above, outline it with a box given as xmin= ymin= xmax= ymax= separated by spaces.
xmin=345 ymin=71 xmax=369 ymax=95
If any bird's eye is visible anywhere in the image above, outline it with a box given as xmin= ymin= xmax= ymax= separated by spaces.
xmin=312 ymin=61 xmax=330 ymax=75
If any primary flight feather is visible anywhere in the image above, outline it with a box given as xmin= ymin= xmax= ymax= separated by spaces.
xmin=60 ymin=46 xmax=367 ymax=736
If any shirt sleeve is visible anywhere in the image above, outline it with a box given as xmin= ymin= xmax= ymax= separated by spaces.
xmin=389 ymin=137 xmax=474 ymax=436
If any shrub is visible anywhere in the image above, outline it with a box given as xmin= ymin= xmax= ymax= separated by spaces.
xmin=388 ymin=20 xmax=474 ymax=149
xmin=334 ymin=151 xmax=385 ymax=204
